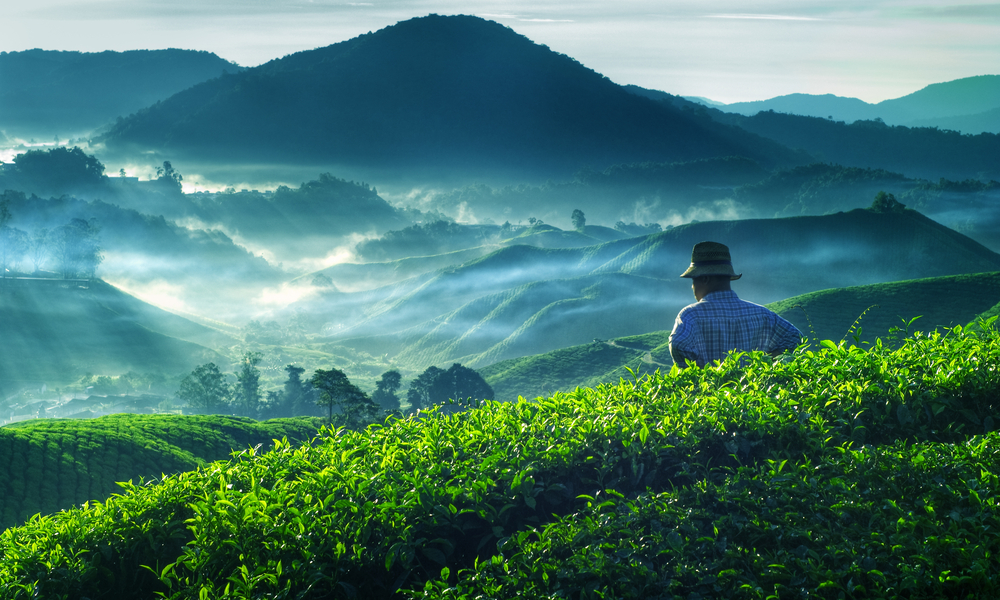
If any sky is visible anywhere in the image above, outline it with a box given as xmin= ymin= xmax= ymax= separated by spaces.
xmin=2 ymin=0 xmax=998 ymax=104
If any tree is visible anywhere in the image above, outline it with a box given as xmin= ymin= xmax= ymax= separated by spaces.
xmin=155 ymin=160 xmax=183 ymax=192
xmin=407 ymin=363 xmax=493 ymax=413
xmin=177 ymin=363 xmax=230 ymax=413
xmin=407 ymin=365 xmax=445 ymax=411
xmin=234 ymin=351 xmax=263 ymax=417
xmin=571 ymin=208 xmax=586 ymax=231
xmin=11 ymin=147 xmax=105 ymax=196
xmin=0 ymin=226 xmax=28 ymax=279
xmin=52 ymin=218 xmax=103 ymax=279
xmin=282 ymin=364 xmax=320 ymax=417
xmin=871 ymin=191 xmax=906 ymax=213
xmin=371 ymin=369 xmax=402 ymax=412
xmin=28 ymin=228 xmax=48 ymax=274
xmin=311 ymin=368 xmax=376 ymax=427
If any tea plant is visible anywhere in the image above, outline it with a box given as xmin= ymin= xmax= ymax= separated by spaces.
xmin=0 ymin=324 xmax=998 ymax=599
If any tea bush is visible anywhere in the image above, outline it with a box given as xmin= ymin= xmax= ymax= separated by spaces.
xmin=0 ymin=414 xmax=323 ymax=530
xmin=1 ymin=322 xmax=998 ymax=599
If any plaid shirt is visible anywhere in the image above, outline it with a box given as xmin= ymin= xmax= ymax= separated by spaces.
xmin=669 ymin=290 xmax=802 ymax=368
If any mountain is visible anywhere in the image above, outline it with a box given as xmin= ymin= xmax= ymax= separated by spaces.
xmin=905 ymin=106 xmax=1000 ymax=136
xmin=715 ymin=75 xmax=1000 ymax=134
xmin=0 ymin=49 xmax=240 ymax=138
xmin=304 ymin=206 xmax=1000 ymax=375
xmin=708 ymin=110 xmax=1000 ymax=181
xmin=879 ymin=75 xmax=1000 ymax=127
xmin=723 ymin=93 xmax=879 ymax=124
xmin=97 ymin=15 xmax=802 ymax=181
xmin=0 ymin=279 xmax=227 ymax=391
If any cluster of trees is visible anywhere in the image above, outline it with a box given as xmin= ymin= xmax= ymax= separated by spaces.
xmin=176 ymin=355 xmax=493 ymax=428
xmin=0 ymin=191 xmax=103 ymax=279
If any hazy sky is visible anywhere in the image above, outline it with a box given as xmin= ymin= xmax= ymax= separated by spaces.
xmin=3 ymin=0 xmax=998 ymax=104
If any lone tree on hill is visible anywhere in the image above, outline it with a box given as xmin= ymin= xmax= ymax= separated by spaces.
xmin=871 ymin=191 xmax=906 ymax=213
xmin=155 ymin=160 xmax=183 ymax=192
xmin=571 ymin=208 xmax=586 ymax=231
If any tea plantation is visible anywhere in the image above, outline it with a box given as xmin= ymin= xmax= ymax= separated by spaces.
xmin=0 ymin=414 xmax=323 ymax=531
xmin=2 ymin=323 xmax=1000 ymax=598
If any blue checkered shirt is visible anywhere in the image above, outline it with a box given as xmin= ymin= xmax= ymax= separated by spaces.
xmin=669 ymin=290 xmax=802 ymax=368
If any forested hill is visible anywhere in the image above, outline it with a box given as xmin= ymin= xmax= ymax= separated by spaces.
xmin=97 ymin=15 xmax=802 ymax=180
xmin=709 ymin=109 xmax=1000 ymax=181
xmin=0 ymin=49 xmax=240 ymax=138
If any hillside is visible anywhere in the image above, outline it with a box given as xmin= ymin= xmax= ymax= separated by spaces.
xmin=710 ymin=109 xmax=1000 ymax=181
xmin=0 ymin=414 xmax=321 ymax=530
xmin=2 ymin=188 xmax=286 ymax=321
xmin=768 ymin=271 xmax=1000 ymax=344
xmin=97 ymin=15 xmax=800 ymax=180
xmin=0 ymin=279 xmax=225 ymax=391
xmin=285 ymin=207 xmax=1000 ymax=384
xmin=0 ymin=49 xmax=239 ymax=138
xmin=717 ymin=75 xmax=1000 ymax=134
xmin=1 ymin=326 xmax=998 ymax=598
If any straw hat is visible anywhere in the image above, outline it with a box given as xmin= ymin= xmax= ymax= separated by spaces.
xmin=679 ymin=241 xmax=743 ymax=280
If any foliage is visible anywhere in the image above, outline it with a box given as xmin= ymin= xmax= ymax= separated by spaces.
xmin=233 ymin=351 xmax=263 ymax=417
xmin=2 ymin=147 xmax=106 ymax=197
xmin=407 ymin=363 xmax=494 ymax=412
xmin=871 ymin=190 xmax=907 ymax=213
xmin=372 ymin=369 xmax=403 ymax=412
xmin=311 ymin=367 xmax=375 ymax=427
xmin=154 ymin=161 xmax=183 ymax=193
xmin=570 ymin=209 xmax=586 ymax=231
xmin=0 ymin=414 xmax=322 ymax=531
xmin=1 ymin=325 xmax=999 ymax=598
xmin=51 ymin=217 xmax=103 ymax=279
xmin=176 ymin=363 xmax=230 ymax=413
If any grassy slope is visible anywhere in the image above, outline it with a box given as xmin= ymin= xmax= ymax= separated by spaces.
xmin=0 ymin=414 xmax=323 ymax=530
xmin=768 ymin=271 xmax=1000 ymax=344
xmin=0 ymin=279 xmax=225 ymax=387
xmin=1 ymin=326 xmax=999 ymax=598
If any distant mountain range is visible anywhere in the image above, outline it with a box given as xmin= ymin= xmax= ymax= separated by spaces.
xmin=691 ymin=75 xmax=1000 ymax=135
xmin=0 ymin=49 xmax=240 ymax=138
xmin=95 ymin=15 xmax=800 ymax=181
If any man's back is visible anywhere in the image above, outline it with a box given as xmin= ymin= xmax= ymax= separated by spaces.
xmin=669 ymin=290 xmax=801 ymax=368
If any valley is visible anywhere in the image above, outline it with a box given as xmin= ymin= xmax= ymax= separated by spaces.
xmin=0 ymin=12 xmax=999 ymax=597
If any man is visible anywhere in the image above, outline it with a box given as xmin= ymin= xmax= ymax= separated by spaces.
xmin=669 ymin=241 xmax=801 ymax=368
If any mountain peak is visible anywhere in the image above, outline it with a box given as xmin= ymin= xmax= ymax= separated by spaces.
xmin=98 ymin=14 xmax=793 ymax=180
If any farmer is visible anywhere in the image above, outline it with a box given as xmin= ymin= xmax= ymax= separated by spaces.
xmin=668 ymin=241 xmax=802 ymax=368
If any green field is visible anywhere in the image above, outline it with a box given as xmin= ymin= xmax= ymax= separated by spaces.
xmin=0 ymin=414 xmax=323 ymax=530
xmin=1 ymin=323 xmax=998 ymax=598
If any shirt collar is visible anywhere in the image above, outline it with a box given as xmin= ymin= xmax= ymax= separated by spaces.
xmin=700 ymin=289 xmax=739 ymax=302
